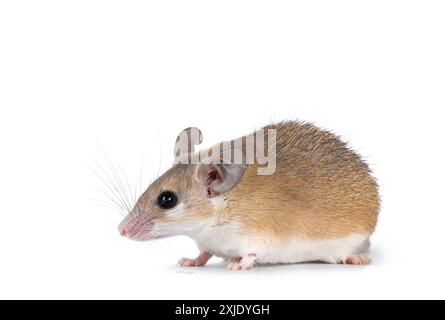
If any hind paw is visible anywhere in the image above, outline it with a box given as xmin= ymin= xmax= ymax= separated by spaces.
xmin=343 ymin=256 xmax=372 ymax=265
xmin=225 ymin=254 xmax=257 ymax=271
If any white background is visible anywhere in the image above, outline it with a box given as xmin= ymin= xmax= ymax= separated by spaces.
xmin=1 ymin=1 xmax=444 ymax=300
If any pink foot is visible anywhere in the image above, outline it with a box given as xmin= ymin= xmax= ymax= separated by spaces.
xmin=343 ymin=255 xmax=372 ymax=265
xmin=225 ymin=254 xmax=257 ymax=271
xmin=178 ymin=252 xmax=212 ymax=267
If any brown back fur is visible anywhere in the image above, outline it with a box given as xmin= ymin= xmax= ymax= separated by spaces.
xmin=220 ymin=121 xmax=380 ymax=240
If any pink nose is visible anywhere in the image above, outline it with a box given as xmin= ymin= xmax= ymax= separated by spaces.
xmin=118 ymin=225 xmax=127 ymax=236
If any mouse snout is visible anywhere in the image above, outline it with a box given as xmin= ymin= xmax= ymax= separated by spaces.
xmin=118 ymin=214 xmax=153 ymax=240
xmin=118 ymin=224 xmax=128 ymax=236
xmin=118 ymin=217 xmax=138 ymax=237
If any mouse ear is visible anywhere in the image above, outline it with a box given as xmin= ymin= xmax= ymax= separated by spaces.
xmin=174 ymin=127 xmax=203 ymax=162
xmin=197 ymin=163 xmax=247 ymax=194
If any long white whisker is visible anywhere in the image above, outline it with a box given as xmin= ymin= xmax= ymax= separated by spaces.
xmin=90 ymin=158 xmax=130 ymax=212
xmin=90 ymin=202 xmax=121 ymax=211
xmin=92 ymin=188 xmax=128 ymax=214
xmin=86 ymin=162 xmax=131 ymax=212
xmin=117 ymin=163 xmax=136 ymax=208
xmin=133 ymin=158 xmax=142 ymax=207
xmin=154 ymin=239 xmax=170 ymax=252
xmin=99 ymin=149 xmax=132 ymax=210
xmin=89 ymin=198 xmax=126 ymax=213
xmin=149 ymin=158 xmax=157 ymax=187
xmin=98 ymin=146 xmax=134 ymax=212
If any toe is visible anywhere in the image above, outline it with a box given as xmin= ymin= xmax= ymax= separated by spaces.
xmin=226 ymin=262 xmax=255 ymax=270
xmin=179 ymin=258 xmax=195 ymax=267
xmin=225 ymin=264 xmax=234 ymax=270
xmin=344 ymin=256 xmax=372 ymax=265
xmin=361 ymin=256 xmax=372 ymax=265
xmin=226 ymin=263 xmax=240 ymax=270
xmin=183 ymin=259 xmax=194 ymax=267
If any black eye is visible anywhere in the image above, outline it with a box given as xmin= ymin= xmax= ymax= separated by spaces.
xmin=157 ymin=191 xmax=178 ymax=209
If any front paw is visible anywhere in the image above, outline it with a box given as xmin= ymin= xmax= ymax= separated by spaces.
xmin=178 ymin=257 xmax=203 ymax=267
xmin=178 ymin=252 xmax=212 ymax=267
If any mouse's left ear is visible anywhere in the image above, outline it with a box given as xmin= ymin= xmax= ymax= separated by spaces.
xmin=197 ymin=162 xmax=247 ymax=194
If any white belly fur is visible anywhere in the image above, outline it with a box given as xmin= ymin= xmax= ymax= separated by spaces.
xmin=193 ymin=227 xmax=370 ymax=264
xmin=253 ymin=233 xmax=370 ymax=264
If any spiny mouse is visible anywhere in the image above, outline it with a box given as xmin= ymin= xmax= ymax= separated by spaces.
xmin=118 ymin=121 xmax=380 ymax=270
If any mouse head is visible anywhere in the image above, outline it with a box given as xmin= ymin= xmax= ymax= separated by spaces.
xmin=118 ymin=128 xmax=246 ymax=241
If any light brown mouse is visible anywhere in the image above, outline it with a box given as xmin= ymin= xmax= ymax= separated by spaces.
xmin=118 ymin=120 xmax=380 ymax=270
